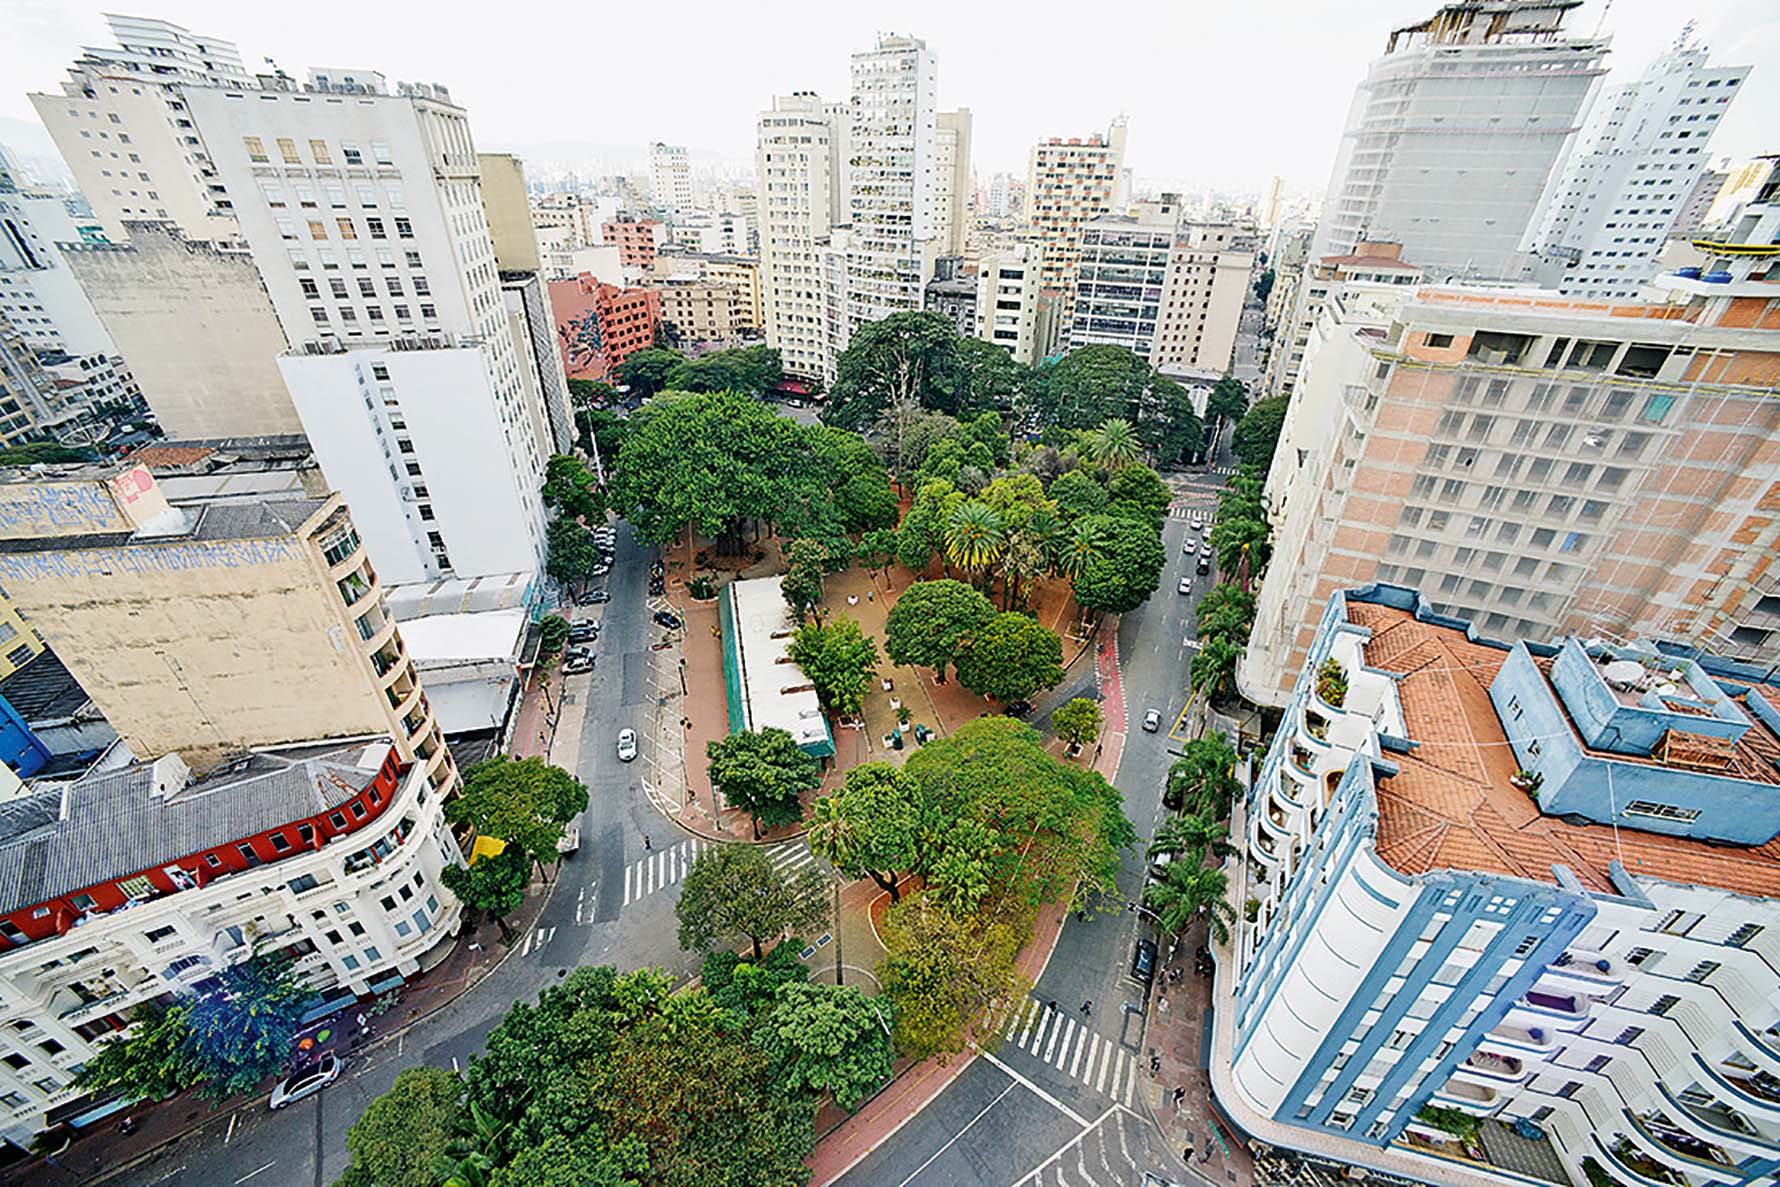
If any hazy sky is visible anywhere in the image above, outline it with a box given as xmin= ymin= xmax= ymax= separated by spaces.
xmin=6 ymin=0 xmax=1778 ymax=192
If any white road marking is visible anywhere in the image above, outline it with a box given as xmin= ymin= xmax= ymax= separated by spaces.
xmin=224 ymin=1112 xmax=237 ymax=1145
xmin=1098 ymin=1048 xmax=1116 ymax=1095
xmin=623 ymin=862 xmax=633 ymax=905
xmin=1067 ymin=1025 xmax=1088 ymax=1076
xmin=1000 ymin=1106 xmax=1121 ymax=1187
xmin=1029 ymin=1008 xmax=1054 ymax=1056
xmin=1044 ymin=1015 xmax=1069 ymax=1062
xmin=233 ymin=1162 xmax=275 ymax=1184
xmin=1123 ymin=1055 xmax=1137 ymax=1107
xmin=1015 ymin=1000 xmax=1039 ymax=1047
xmin=894 ymin=1079 xmax=1019 ymax=1187
xmin=978 ymin=1048 xmax=1090 ymax=1127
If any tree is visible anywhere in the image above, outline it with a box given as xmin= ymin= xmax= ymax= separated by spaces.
xmin=1048 ymin=469 xmax=1108 ymax=522
xmin=73 ymin=999 xmax=196 ymax=1102
xmin=951 ymin=338 xmax=1025 ymax=419
xmin=1145 ymin=376 xmax=1206 ymax=467
xmin=490 ymin=1133 xmax=648 ymax=1187
xmin=858 ymin=527 xmax=899 ymax=577
xmin=441 ymin=847 xmax=532 ymax=942
xmin=894 ymin=478 xmax=961 ymax=572
xmin=1205 ymin=376 xmax=1249 ymax=430
xmin=1232 ymin=395 xmax=1289 ymax=475
xmin=806 ymin=763 xmax=922 ymax=903
xmin=0 ymin=441 xmax=97 ymax=467
xmin=537 ymin=614 xmax=571 ymax=656
xmin=1054 ymin=517 xmax=1105 ymax=581
xmin=1209 ymin=513 xmax=1271 ymax=576
xmin=780 ymin=538 xmax=829 ymax=621
xmin=1195 ymin=583 xmax=1257 ymax=646
xmin=1189 ymin=635 xmax=1244 ymax=706
xmin=667 ymin=346 xmax=782 ymax=396
xmin=834 ymin=469 xmax=900 ymax=533
xmin=878 ymin=898 xmax=1025 ymax=1062
xmin=676 ymin=843 xmax=831 ymax=959
xmin=1031 ymin=345 xmax=1152 ymax=429
xmin=789 ymin=617 xmax=880 ymax=717
xmin=566 ymin=377 xmax=615 ymax=409
xmin=954 ymin=611 xmax=1064 ymax=704
xmin=1149 ymin=814 xmax=1232 ymax=865
xmin=1084 ymin=418 xmax=1141 ymax=471
xmin=615 ymin=347 xmax=685 ymax=397
xmin=546 ymin=518 xmax=603 ymax=591
xmin=826 ymin=311 xmax=961 ymax=436
xmin=979 ymin=473 xmax=1053 ymax=536
xmin=336 ymin=1067 xmax=463 ymax=1187
xmin=943 ymin=500 xmax=1006 ymax=580
xmin=1254 ymin=268 xmax=1275 ymax=303
xmin=706 ymin=728 xmax=819 ymax=838
xmin=1051 ymin=698 xmax=1104 ymax=750
xmin=883 ymin=579 xmax=994 ymax=683
xmin=1143 ymin=862 xmax=1236 ymax=944
xmin=445 ymin=757 xmax=589 ymax=870
xmin=880 ymin=408 xmax=960 ymax=483
xmin=1167 ymin=733 xmax=1241 ymax=820
xmin=759 ymin=982 xmax=895 ymax=1112
xmin=1070 ymin=515 xmax=1166 ymax=615
xmin=541 ymin=454 xmax=604 ymax=523
xmin=1105 ymin=465 xmax=1172 ymax=530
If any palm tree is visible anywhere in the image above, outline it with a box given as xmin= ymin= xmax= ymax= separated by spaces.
xmin=1055 ymin=519 xmax=1105 ymax=581
xmin=998 ymin=532 xmax=1045 ymax=610
xmin=1148 ymin=813 xmax=1232 ymax=864
xmin=1143 ymin=862 xmax=1237 ymax=944
xmin=1087 ymin=418 xmax=1140 ymax=471
xmin=944 ymin=500 xmax=1006 ymax=581
xmin=1195 ymin=583 xmax=1257 ymax=646
xmin=1190 ymin=635 xmax=1243 ymax=705
xmin=806 ymin=794 xmax=855 ymax=872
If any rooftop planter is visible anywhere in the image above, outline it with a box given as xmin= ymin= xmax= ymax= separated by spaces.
xmin=1511 ymin=769 xmax=1543 ymax=797
xmin=1314 ymin=658 xmax=1348 ymax=708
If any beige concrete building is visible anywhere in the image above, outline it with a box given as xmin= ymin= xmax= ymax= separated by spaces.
xmin=1269 ymin=240 xmax=1423 ymax=402
xmin=1026 ymin=119 xmax=1127 ymax=352
xmin=0 ymin=464 xmax=459 ymax=792
xmin=755 ymin=92 xmax=846 ymax=382
xmin=0 ymin=593 xmax=45 ymax=682
xmin=700 ymin=255 xmax=763 ymax=330
xmin=974 ymin=242 xmax=1040 ymax=364
xmin=1241 ymin=265 xmax=1780 ymax=705
xmin=478 ymin=152 xmax=541 ymax=274
xmin=655 ymin=278 xmax=755 ymax=348
xmin=1151 ymin=223 xmax=1258 ymax=374
xmin=934 ymin=109 xmax=973 ymax=260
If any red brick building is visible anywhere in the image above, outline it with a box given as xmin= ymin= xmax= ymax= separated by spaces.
xmin=547 ymin=274 xmax=661 ymax=381
xmin=601 ymin=214 xmax=665 ymax=271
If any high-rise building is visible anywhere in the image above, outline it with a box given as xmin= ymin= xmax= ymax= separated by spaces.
xmin=27 ymin=14 xmax=249 ymax=242
xmin=547 ymin=275 xmax=660 ymax=382
xmin=975 ymin=242 xmax=1040 ymax=364
xmin=1670 ymin=167 xmax=1728 ymax=239
xmin=1259 ymin=176 xmax=1283 ymax=231
xmin=1068 ymin=212 xmax=1174 ymax=359
xmin=1150 ymin=223 xmax=1258 ymax=374
xmin=0 ymin=321 xmax=93 ymax=446
xmin=1526 ymin=39 xmax=1748 ymax=299
xmin=1269 ymin=240 xmax=1424 ymax=402
xmin=1216 ymin=582 xmax=1780 ymax=1185
xmin=1240 ymin=189 xmax=1780 ymax=706
xmin=649 ymin=142 xmax=693 ymax=218
xmin=755 ymin=92 xmax=845 ymax=383
xmin=1026 ymin=121 xmax=1127 ymax=356
xmin=1310 ymin=1 xmax=1607 ymax=283
xmin=0 ymin=464 xmax=460 ymax=792
xmin=845 ymin=35 xmax=938 ymax=337
xmin=183 ymin=73 xmax=552 ymax=588
xmin=987 ymin=172 xmax=1015 ymax=221
xmin=0 ymin=184 xmax=115 ymax=358
xmin=933 ymin=110 xmax=973 ymax=260
xmin=1259 ymin=223 xmax=1313 ymax=395
xmin=601 ymin=213 xmax=667 ymax=274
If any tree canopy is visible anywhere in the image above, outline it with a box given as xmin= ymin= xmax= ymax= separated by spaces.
xmin=807 ymin=763 xmax=923 ymax=903
xmin=826 ymin=311 xmax=961 ymax=433
xmin=615 ymin=347 xmax=685 ymax=397
xmin=444 ymin=757 xmax=589 ymax=870
xmin=665 ymin=345 xmax=782 ymax=396
xmin=953 ymin=611 xmax=1063 ymax=704
xmin=706 ymin=728 xmax=820 ymax=837
xmin=441 ymin=846 xmax=532 ymax=941
xmin=1050 ymin=697 xmax=1104 ymax=749
xmin=676 ymin=842 xmax=831 ymax=959
xmin=335 ymin=1067 xmax=463 ymax=1187
xmin=788 ymin=616 xmax=879 ymax=717
xmin=1069 ymin=514 xmax=1167 ymax=615
xmin=1031 ymin=345 xmax=1153 ymax=430
xmin=541 ymin=454 xmax=605 ymax=523
xmin=883 ymin=579 xmax=995 ymax=682
xmin=1232 ymin=395 xmax=1289 ymax=476
xmin=757 ymin=981 xmax=895 ymax=1112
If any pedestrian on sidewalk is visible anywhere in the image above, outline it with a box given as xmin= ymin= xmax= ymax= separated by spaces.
xmin=1081 ymin=999 xmax=1092 ymax=1017
xmin=1172 ymin=1086 xmax=1186 ymax=1107
xmin=644 ymin=835 xmax=652 ymax=851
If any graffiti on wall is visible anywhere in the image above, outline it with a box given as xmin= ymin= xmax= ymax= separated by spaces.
xmin=0 ymin=483 xmax=127 ymax=539
xmin=0 ymin=537 xmax=304 ymax=582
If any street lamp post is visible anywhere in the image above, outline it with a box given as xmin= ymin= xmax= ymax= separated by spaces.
xmin=833 ymin=872 xmax=844 ymax=988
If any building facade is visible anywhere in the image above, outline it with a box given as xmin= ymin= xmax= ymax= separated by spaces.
xmin=1026 ymin=120 xmax=1127 ymax=356
xmin=0 ymin=187 xmax=116 ymax=358
xmin=1241 ymin=254 xmax=1780 ymax=706
xmin=1151 ymin=222 xmax=1258 ymax=374
xmin=1068 ymin=214 xmax=1173 ymax=359
xmin=1221 ymin=584 xmax=1780 ymax=1187
xmin=1526 ymin=40 xmax=1748 ymax=299
xmin=975 ymin=242 xmax=1040 ymax=364
xmin=845 ymin=35 xmax=938 ymax=338
xmin=1272 ymin=241 xmax=1424 ymax=404
xmin=601 ymin=214 xmax=666 ymax=273
xmin=656 ymin=277 xmax=754 ymax=349
xmin=1309 ymin=1 xmax=1607 ymax=284
xmin=754 ymin=92 xmax=844 ymax=383
xmin=933 ymin=110 xmax=973 ymax=260
xmin=547 ymin=275 xmax=660 ymax=382
xmin=648 ymin=142 xmax=692 ymax=218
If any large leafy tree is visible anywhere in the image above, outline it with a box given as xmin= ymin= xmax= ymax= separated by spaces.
xmin=667 ymin=345 xmax=782 ymax=395
xmin=806 ymin=763 xmax=923 ymax=903
xmin=541 ymin=454 xmax=604 ymax=523
xmin=826 ymin=311 xmax=961 ymax=435
xmin=878 ymin=899 xmax=1025 ymax=1063
xmin=1069 ymin=514 xmax=1166 ymax=615
xmin=1232 ymin=395 xmax=1290 ymax=475
xmin=1031 ymin=345 xmax=1153 ymax=430
xmin=780 ymin=538 xmax=829 ymax=622
xmin=954 ymin=611 xmax=1064 ymax=704
xmin=1048 ymin=469 xmax=1108 ymax=523
xmin=1149 ymin=813 xmax=1232 ymax=865
xmin=335 ymin=1067 xmax=463 ymax=1187
xmin=1144 ymin=376 xmax=1206 ymax=467
xmin=1143 ymin=862 xmax=1237 ymax=944
xmin=445 ymin=757 xmax=589 ymax=870
xmin=1050 ymin=697 xmax=1104 ymax=749
xmin=1205 ymin=376 xmax=1249 ymax=431
xmin=883 ymin=579 xmax=994 ymax=683
xmin=706 ymin=728 xmax=820 ymax=838
xmin=834 ymin=469 xmax=901 ymax=533
xmin=72 ymin=999 xmax=195 ymax=1102
xmin=759 ymin=982 xmax=896 ymax=1112
xmin=858 ymin=526 xmax=899 ymax=577
xmin=615 ymin=347 xmax=685 ymax=397
xmin=676 ymin=843 xmax=831 ymax=959
xmin=788 ymin=616 xmax=879 ymax=717
xmin=894 ymin=478 xmax=962 ymax=572
xmin=546 ymin=517 xmax=604 ymax=590
xmin=441 ymin=846 xmax=532 ymax=941
xmin=979 ymin=473 xmax=1053 ymax=535
xmin=950 ymin=338 xmax=1026 ymax=419
xmin=1105 ymin=465 xmax=1173 ymax=530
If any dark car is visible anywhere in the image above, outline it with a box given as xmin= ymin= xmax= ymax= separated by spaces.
xmin=648 ymin=577 xmax=665 ymax=595
xmin=1195 ymin=558 xmax=1210 ymax=576
xmin=1002 ymin=700 xmax=1033 ymax=719
xmin=652 ymin=610 xmax=683 ymax=630
xmin=1131 ymin=938 xmax=1158 ymax=986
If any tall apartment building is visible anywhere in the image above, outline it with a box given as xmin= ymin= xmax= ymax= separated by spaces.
xmin=648 ymin=142 xmax=693 ymax=218
xmin=755 ymin=93 xmax=845 ymax=383
xmin=1240 ymin=192 xmax=1780 ymax=707
xmin=1217 ymin=583 xmax=1780 ymax=1186
xmin=0 ymin=186 xmax=114 ymax=357
xmin=479 ymin=152 xmax=575 ymax=455
xmin=602 ymin=213 xmax=666 ymax=273
xmin=975 ymin=243 xmax=1040 ymax=364
xmin=1151 ymin=223 xmax=1258 ymax=374
xmin=1260 ymin=224 xmax=1313 ymax=395
xmin=1068 ymin=213 xmax=1173 ymax=359
xmin=1259 ymin=175 xmax=1283 ymax=230
xmin=987 ymin=172 xmax=1016 ymax=220
xmin=1526 ymin=40 xmax=1749 ymax=299
xmin=1671 ymin=168 xmax=1729 ymax=239
xmin=0 ymin=323 xmax=91 ymax=446
xmin=1026 ymin=120 xmax=1127 ymax=354
xmin=845 ymin=35 xmax=938 ymax=337
xmin=0 ymin=465 xmax=460 ymax=794
xmin=183 ymin=73 xmax=552 ymax=588
xmin=547 ymin=275 xmax=660 ymax=381
xmin=933 ymin=110 xmax=973 ymax=260
xmin=1270 ymin=240 xmax=1424 ymax=402
xmin=1310 ymin=1 xmax=1607 ymax=283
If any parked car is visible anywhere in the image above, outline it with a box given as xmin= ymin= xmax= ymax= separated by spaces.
xmin=556 ymin=821 xmax=581 ymax=856
xmin=1002 ymin=699 xmax=1034 ymax=719
xmin=569 ymin=623 xmax=599 ymax=643
xmin=563 ymin=655 xmax=594 ymax=675
xmin=578 ymin=590 xmax=611 ymax=605
xmin=270 ymin=1053 xmax=343 ymax=1110
xmin=1142 ymin=708 xmax=1162 ymax=733
xmin=617 ymin=728 xmax=639 ymax=762
xmin=1182 ymin=538 xmax=1196 ymax=554
xmin=649 ymin=560 xmax=666 ymax=578
xmin=652 ymin=609 xmax=683 ymax=630
xmin=565 ymin=645 xmax=593 ymax=661
xmin=590 ymin=565 xmax=611 ymax=578
xmin=648 ymin=577 xmax=665 ymax=596
xmin=1177 ymin=577 xmax=1192 ymax=595
xmin=1147 ymin=849 xmax=1174 ymax=881
xmin=1196 ymin=558 xmax=1210 ymax=576
xmin=1131 ymin=938 xmax=1158 ymax=986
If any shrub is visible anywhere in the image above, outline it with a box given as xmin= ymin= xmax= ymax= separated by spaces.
xmin=1314 ymin=658 xmax=1347 ymax=707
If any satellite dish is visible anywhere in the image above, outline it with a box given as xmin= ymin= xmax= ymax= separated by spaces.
xmin=1601 ymin=660 xmax=1644 ymax=689
xmin=1654 ymin=683 xmax=1681 ymax=698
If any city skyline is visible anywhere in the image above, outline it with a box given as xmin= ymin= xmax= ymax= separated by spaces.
xmin=6 ymin=0 xmax=1777 ymax=193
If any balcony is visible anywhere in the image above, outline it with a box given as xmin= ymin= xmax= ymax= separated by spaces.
xmin=1520 ymin=990 xmax=1587 ymax=1019
xmin=1288 ymin=746 xmax=1316 ymax=780
xmin=1486 ymin=1022 xmax=1556 ymax=1053
xmin=1433 ymin=1078 xmax=1499 ymax=1109
xmin=1621 ymin=1112 xmax=1740 ymax=1184
xmin=1458 ymin=1049 xmax=1527 ymax=1082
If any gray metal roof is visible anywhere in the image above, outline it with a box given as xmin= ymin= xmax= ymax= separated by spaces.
xmin=0 ymin=740 xmax=389 ymax=917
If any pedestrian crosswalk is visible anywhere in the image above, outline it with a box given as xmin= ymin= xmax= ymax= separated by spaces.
xmin=620 ymin=837 xmax=817 ymax=906
xmin=516 ymin=925 xmax=556 ymax=956
xmin=1168 ymin=505 xmax=1218 ymax=523
xmin=992 ymin=995 xmax=1143 ymax=1107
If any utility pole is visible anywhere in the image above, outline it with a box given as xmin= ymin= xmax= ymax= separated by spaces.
xmin=833 ymin=871 xmax=844 ymax=987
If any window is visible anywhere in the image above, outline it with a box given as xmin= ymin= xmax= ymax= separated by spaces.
xmin=1684 ymin=960 xmax=1720 ymax=983
xmin=342 ymin=142 xmax=363 ymax=165
xmin=117 ymin=874 xmax=155 ymax=900
xmin=336 ymin=218 xmax=357 ymax=240
xmin=243 ymin=136 xmax=267 ymax=162
xmin=1424 ymin=333 xmax=1454 ymax=349
xmin=269 ymin=831 xmax=292 ymax=853
xmin=308 ymin=220 xmax=328 ymax=241
xmin=328 ymin=812 xmax=347 ymax=829
xmin=277 ymin=137 xmax=301 ymax=165
xmin=348 ymin=921 xmax=366 ymax=937
xmin=144 ymin=924 xmax=176 ymax=943
xmin=1624 ymin=801 xmax=1700 ymax=823
xmin=394 ymin=218 xmax=413 ymax=239
xmin=371 ymin=141 xmax=392 ymax=164
xmin=308 ymin=139 xmax=331 ymax=164
xmin=366 ymin=217 xmax=386 ymax=239
xmin=1640 ymin=393 xmax=1675 ymax=423
xmin=1614 ymin=1026 xmax=1644 ymax=1045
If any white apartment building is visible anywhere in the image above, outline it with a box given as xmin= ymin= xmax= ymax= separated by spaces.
xmin=28 ymin=14 xmax=249 ymax=243
xmin=934 ymin=110 xmax=973 ymax=260
xmin=1309 ymin=1 xmax=1607 ymax=284
xmin=975 ymin=243 xmax=1040 ymax=364
xmin=987 ymin=172 xmax=1015 ymax=221
xmin=1068 ymin=213 xmax=1173 ymax=359
xmin=755 ymin=93 xmax=844 ymax=383
xmin=0 ymin=741 xmax=464 ymax=1149
xmin=649 ymin=142 xmax=693 ymax=218
xmin=184 ymin=74 xmax=549 ymax=587
xmin=845 ymin=35 xmax=938 ymax=338
xmin=669 ymin=212 xmax=751 ymax=258
xmin=0 ymin=189 xmax=115 ymax=358
xmin=1270 ymin=240 xmax=1424 ymax=402
xmin=1151 ymin=223 xmax=1258 ymax=374
xmin=1526 ymin=41 xmax=1749 ymax=299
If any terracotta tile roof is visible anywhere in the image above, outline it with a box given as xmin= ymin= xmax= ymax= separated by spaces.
xmin=129 ymin=445 xmax=216 ymax=469
xmin=1346 ymin=602 xmax=1780 ymax=899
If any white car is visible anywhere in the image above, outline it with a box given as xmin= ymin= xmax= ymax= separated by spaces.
xmin=1177 ymin=577 xmax=1192 ymax=595
xmin=270 ymin=1053 xmax=343 ymax=1110
xmin=1142 ymin=708 xmax=1163 ymax=733
xmin=617 ymin=728 xmax=639 ymax=762
xmin=1182 ymin=539 xmax=1197 ymax=555
xmin=556 ymin=820 xmax=582 ymax=856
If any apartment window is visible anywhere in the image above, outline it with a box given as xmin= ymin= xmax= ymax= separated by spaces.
xmin=1684 ymin=960 xmax=1720 ymax=983
xmin=1424 ymin=333 xmax=1454 ymax=349
xmin=342 ymin=142 xmax=363 ymax=165
xmin=308 ymin=220 xmax=328 ymax=241
xmin=336 ymin=218 xmax=357 ymax=240
xmin=1544 ymin=424 xmax=1572 ymax=449
xmin=1598 ymin=467 xmax=1628 ymax=491
xmin=269 ymin=831 xmax=291 ymax=853
xmin=276 ymin=217 xmax=297 ymax=241
xmin=1624 ymin=801 xmax=1700 ymax=823
xmin=394 ymin=218 xmax=413 ymax=239
xmin=330 ymin=277 xmax=349 ymax=298
xmin=350 ymin=801 xmax=368 ymax=820
xmin=412 ymin=277 xmax=431 ymax=296
xmin=277 ymin=137 xmax=301 ymax=165
xmin=1561 ymin=463 xmax=1594 ymax=488
xmin=386 ymin=184 xmax=405 ymax=209
xmin=1601 ymin=390 xmax=1634 ymax=420
xmin=1617 ymin=431 xmax=1649 ymax=458
xmin=144 ymin=924 xmax=177 ymax=943
xmin=358 ymin=277 xmax=376 ymax=297
xmin=300 ymin=279 xmax=319 ymax=298
xmin=1640 ymin=393 xmax=1676 ymax=423
xmin=1584 ymin=1054 xmax=1611 ymax=1073
xmin=406 ymin=251 xmax=423 ymax=268
xmin=371 ymin=141 xmax=392 ymax=164
xmin=297 ymin=823 xmax=315 ymax=844
xmin=348 ymin=921 xmax=366 ymax=937
xmin=308 ymin=139 xmax=331 ymax=164
xmin=328 ymin=811 xmax=347 ymax=829
xmin=366 ymin=217 xmax=386 ymax=239
xmin=325 ymin=181 xmax=346 ymax=207
xmin=243 ymin=136 xmax=268 ymax=162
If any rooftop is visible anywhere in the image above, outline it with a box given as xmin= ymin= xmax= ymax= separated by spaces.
xmin=720 ymin=577 xmax=834 ymax=758
xmin=1347 ymin=600 xmax=1780 ymax=898
xmin=0 ymin=649 xmax=90 ymax=723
